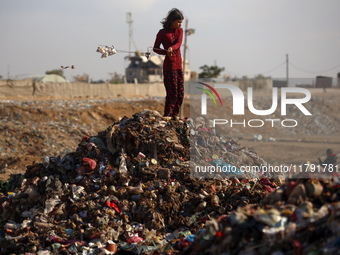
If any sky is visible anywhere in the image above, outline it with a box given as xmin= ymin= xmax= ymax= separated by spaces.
xmin=1 ymin=0 xmax=340 ymax=82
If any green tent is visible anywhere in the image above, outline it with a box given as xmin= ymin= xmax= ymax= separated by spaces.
xmin=34 ymin=74 xmax=68 ymax=83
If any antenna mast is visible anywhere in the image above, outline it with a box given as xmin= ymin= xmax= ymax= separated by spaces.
xmin=126 ymin=12 xmax=133 ymax=57
xmin=126 ymin=12 xmax=139 ymax=56
xmin=286 ymin=53 xmax=289 ymax=87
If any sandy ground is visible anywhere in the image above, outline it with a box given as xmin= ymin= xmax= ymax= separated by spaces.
xmin=1 ymin=88 xmax=339 ymax=180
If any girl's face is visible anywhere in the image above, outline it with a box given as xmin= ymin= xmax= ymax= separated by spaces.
xmin=171 ymin=19 xmax=183 ymax=29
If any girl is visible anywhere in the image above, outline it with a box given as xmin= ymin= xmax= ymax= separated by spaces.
xmin=153 ymin=8 xmax=184 ymax=117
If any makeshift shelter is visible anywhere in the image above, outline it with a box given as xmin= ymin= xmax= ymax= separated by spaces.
xmin=33 ymin=74 xmax=68 ymax=83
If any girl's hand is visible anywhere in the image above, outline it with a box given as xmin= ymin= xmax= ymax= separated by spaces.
xmin=167 ymin=47 xmax=174 ymax=57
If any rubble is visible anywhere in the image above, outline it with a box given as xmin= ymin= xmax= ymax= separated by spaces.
xmin=0 ymin=109 xmax=339 ymax=254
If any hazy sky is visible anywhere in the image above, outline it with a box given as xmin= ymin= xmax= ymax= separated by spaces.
xmin=1 ymin=0 xmax=340 ymax=81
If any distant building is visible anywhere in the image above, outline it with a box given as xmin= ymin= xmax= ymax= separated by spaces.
xmin=316 ymin=76 xmax=332 ymax=88
xmin=125 ymin=52 xmax=164 ymax=83
xmin=125 ymin=51 xmax=191 ymax=83
xmin=273 ymin=79 xmax=287 ymax=88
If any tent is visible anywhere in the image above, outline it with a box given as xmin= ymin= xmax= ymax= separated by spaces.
xmin=33 ymin=74 xmax=68 ymax=83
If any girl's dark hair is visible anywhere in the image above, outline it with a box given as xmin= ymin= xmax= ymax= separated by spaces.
xmin=161 ymin=8 xmax=184 ymax=29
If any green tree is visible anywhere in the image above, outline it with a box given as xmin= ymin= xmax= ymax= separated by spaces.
xmin=198 ymin=65 xmax=225 ymax=78
xmin=46 ymin=69 xmax=65 ymax=78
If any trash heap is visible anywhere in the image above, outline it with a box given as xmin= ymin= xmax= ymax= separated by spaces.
xmin=180 ymin=177 xmax=340 ymax=255
xmin=0 ymin=109 xmax=339 ymax=254
xmin=188 ymin=117 xmax=268 ymax=179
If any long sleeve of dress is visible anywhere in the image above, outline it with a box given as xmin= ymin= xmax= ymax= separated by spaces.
xmin=171 ymin=28 xmax=183 ymax=51
xmin=153 ymin=31 xmax=166 ymax=55
xmin=153 ymin=28 xmax=183 ymax=70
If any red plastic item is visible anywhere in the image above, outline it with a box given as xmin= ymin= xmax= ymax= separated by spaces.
xmin=263 ymin=185 xmax=275 ymax=193
xmin=233 ymin=177 xmax=240 ymax=184
xmin=80 ymin=133 xmax=91 ymax=144
xmin=126 ymin=235 xmax=143 ymax=244
xmin=260 ymin=178 xmax=275 ymax=188
xmin=83 ymin=158 xmax=97 ymax=171
xmin=106 ymin=200 xmax=121 ymax=213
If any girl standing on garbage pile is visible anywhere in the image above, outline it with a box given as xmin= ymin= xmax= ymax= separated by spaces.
xmin=153 ymin=8 xmax=184 ymax=118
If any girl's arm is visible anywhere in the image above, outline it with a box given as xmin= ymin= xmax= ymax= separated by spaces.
xmin=153 ymin=32 xmax=166 ymax=55
xmin=171 ymin=28 xmax=183 ymax=51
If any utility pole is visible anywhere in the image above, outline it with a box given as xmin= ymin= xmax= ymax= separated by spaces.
xmin=286 ymin=53 xmax=289 ymax=87
xmin=180 ymin=20 xmax=195 ymax=119
xmin=180 ymin=20 xmax=189 ymax=119
xmin=182 ymin=19 xmax=189 ymax=84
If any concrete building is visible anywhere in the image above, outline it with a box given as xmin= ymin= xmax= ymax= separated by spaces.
xmin=125 ymin=52 xmax=164 ymax=83
xmin=316 ymin=76 xmax=332 ymax=88
xmin=125 ymin=51 xmax=191 ymax=83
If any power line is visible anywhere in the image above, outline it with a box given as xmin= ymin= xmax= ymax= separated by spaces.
xmin=259 ymin=61 xmax=286 ymax=75
xmin=289 ymin=62 xmax=340 ymax=74
xmin=221 ymin=60 xmax=340 ymax=78
xmin=224 ymin=61 xmax=286 ymax=77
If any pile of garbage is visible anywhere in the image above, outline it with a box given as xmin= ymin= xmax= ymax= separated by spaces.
xmin=181 ymin=177 xmax=340 ymax=255
xmin=0 ymin=109 xmax=339 ymax=254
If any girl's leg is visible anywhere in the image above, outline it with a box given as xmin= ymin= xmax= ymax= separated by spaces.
xmin=172 ymin=69 xmax=184 ymax=117
xmin=163 ymin=70 xmax=178 ymax=116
